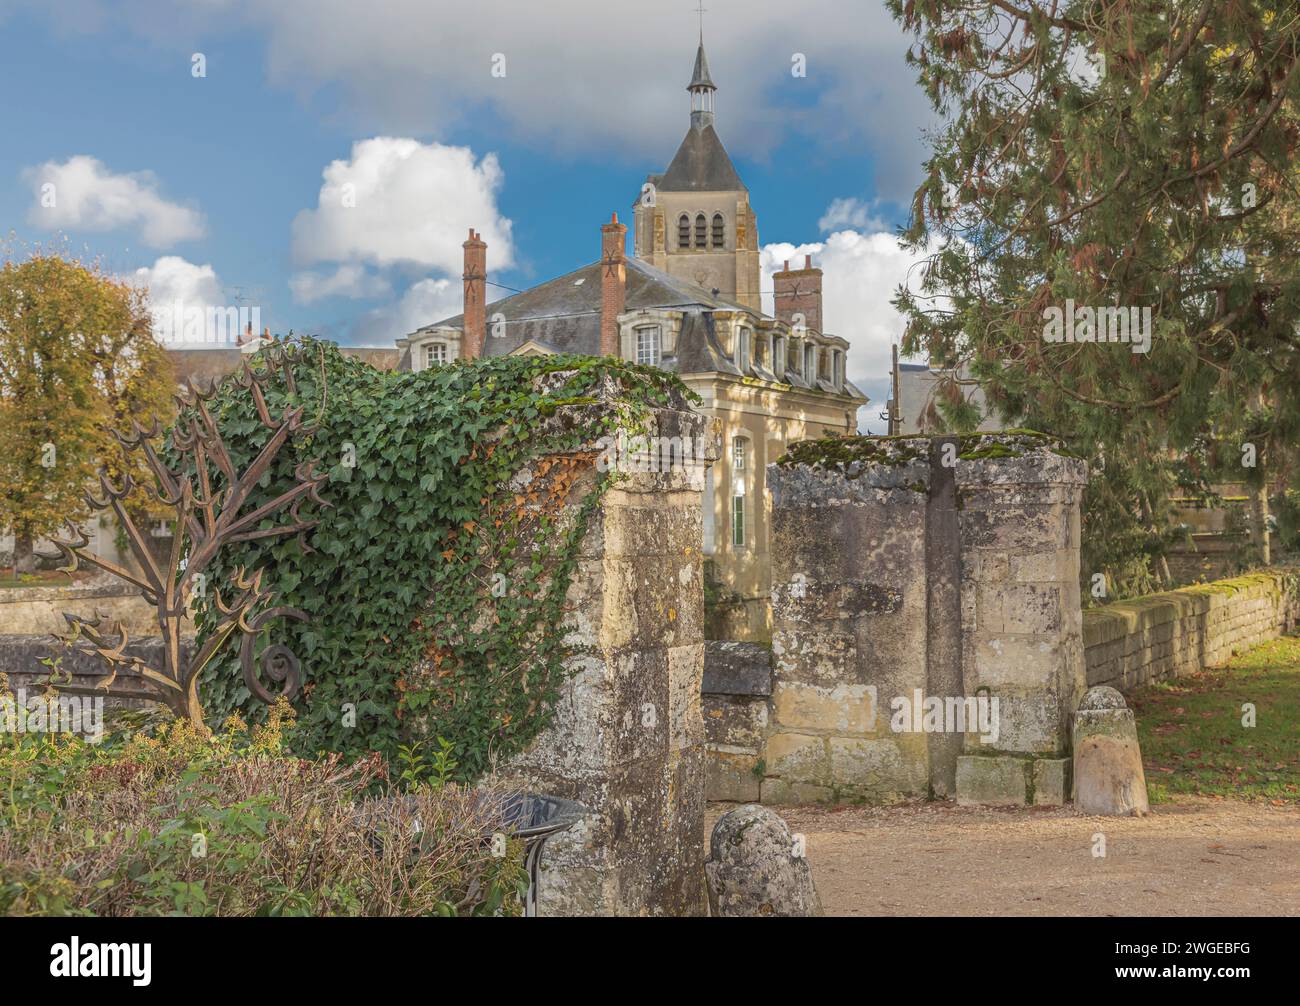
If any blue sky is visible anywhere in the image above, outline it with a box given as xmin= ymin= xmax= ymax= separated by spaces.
xmin=0 ymin=0 xmax=936 ymax=428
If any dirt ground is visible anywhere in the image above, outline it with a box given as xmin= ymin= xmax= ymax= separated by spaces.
xmin=710 ymin=798 xmax=1300 ymax=916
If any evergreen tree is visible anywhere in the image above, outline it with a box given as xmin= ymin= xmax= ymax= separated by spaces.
xmin=889 ymin=0 xmax=1300 ymax=591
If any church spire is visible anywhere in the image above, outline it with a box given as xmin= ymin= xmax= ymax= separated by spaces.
xmin=687 ymin=38 xmax=716 ymax=127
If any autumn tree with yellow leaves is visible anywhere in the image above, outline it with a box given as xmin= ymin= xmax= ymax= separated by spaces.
xmin=0 ymin=252 xmax=173 ymax=574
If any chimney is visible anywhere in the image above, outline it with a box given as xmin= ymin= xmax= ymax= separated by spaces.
xmin=772 ymin=254 xmax=823 ymax=336
xmin=600 ymin=212 xmax=627 ymax=357
xmin=462 ymin=228 xmax=487 ymax=359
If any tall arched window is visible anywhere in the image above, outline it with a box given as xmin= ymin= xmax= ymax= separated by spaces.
xmin=677 ymin=214 xmax=691 ymax=249
xmin=695 ymin=213 xmax=707 ymax=248
xmin=711 ymin=213 xmax=725 ymax=248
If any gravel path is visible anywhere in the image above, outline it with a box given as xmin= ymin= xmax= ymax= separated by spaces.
xmin=712 ymin=798 xmax=1300 ymax=916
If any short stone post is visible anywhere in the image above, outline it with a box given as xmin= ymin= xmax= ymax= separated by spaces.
xmin=492 ymin=401 xmax=714 ymax=915
xmin=706 ymin=804 xmax=822 ymax=917
xmin=1073 ymin=685 xmax=1150 ymax=816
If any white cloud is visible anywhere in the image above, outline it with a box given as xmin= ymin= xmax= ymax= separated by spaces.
xmin=75 ymin=1 xmax=932 ymax=204
xmin=818 ymin=197 xmax=890 ymax=235
xmin=290 ymin=138 xmax=513 ymax=274
xmin=763 ymin=224 xmax=934 ymax=433
xmin=351 ymin=277 xmax=462 ymax=345
xmin=23 ymin=156 xmax=204 ymax=247
xmin=132 ymin=255 xmax=223 ymax=313
xmin=132 ymin=255 xmax=264 ymax=346
xmin=289 ymin=264 xmax=392 ymax=304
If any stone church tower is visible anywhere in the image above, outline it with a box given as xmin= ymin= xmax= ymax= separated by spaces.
xmin=633 ymin=37 xmax=761 ymax=311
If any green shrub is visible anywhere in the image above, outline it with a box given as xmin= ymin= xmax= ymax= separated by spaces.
xmin=0 ymin=688 xmax=527 ymax=917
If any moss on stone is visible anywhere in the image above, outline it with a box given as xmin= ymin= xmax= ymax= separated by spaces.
xmin=776 ymin=435 xmax=928 ymax=473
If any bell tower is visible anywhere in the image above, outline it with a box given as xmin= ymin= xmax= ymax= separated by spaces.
xmin=632 ymin=29 xmax=761 ymax=311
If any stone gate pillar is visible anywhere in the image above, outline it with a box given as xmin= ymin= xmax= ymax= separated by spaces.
xmin=953 ymin=435 xmax=1088 ymax=805
xmin=493 ymin=401 xmax=713 ymax=916
xmin=762 ymin=432 xmax=1088 ymax=807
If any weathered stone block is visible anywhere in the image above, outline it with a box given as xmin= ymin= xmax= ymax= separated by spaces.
xmin=828 ymin=735 xmax=928 ymax=796
xmin=764 ymin=731 xmax=830 ymax=785
xmin=955 ymin=755 xmax=1029 ymax=805
xmin=667 ymin=643 xmax=704 ymax=752
xmin=704 ymin=693 xmax=769 ymax=749
xmin=772 ymin=681 xmax=878 ymax=735
xmin=702 ymin=641 xmax=772 ymax=695
xmin=772 ymin=629 xmax=858 ymax=688
xmin=759 ymin=777 xmax=833 ymax=805
xmin=1031 ymin=757 xmax=1070 ymax=805
xmin=706 ymin=748 xmax=762 ymax=802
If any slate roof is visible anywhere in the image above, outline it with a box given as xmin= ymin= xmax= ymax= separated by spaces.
xmin=413 ymin=257 xmax=866 ymax=401
xmin=689 ymin=42 xmax=715 ymax=91
xmin=417 ymin=257 xmax=755 ymax=372
xmin=657 ymin=123 xmax=746 ymax=193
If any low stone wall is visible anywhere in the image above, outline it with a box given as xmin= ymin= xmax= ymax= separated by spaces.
xmin=0 ymin=581 xmax=158 ymax=636
xmin=0 ymin=633 xmax=190 ymax=706
xmin=1083 ymin=570 xmax=1300 ymax=692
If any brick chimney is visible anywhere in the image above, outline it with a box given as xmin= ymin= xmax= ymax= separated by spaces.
xmin=600 ymin=212 xmax=627 ymax=358
xmin=462 ymin=228 xmax=487 ymax=359
xmin=773 ymin=254 xmax=823 ymax=336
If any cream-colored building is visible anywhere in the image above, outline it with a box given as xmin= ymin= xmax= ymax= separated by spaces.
xmin=398 ymin=37 xmax=865 ymax=639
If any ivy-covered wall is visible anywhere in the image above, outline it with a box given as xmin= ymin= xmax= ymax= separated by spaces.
xmin=183 ymin=338 xmax=697 ymax=783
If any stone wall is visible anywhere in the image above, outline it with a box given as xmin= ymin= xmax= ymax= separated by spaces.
xmin=759 ymin=433 xmax=1088 ymax=806
xmin=0 ymin=633 xmax=189 ymax=706
xmin=491 ymin=400 xmax=713 ymax=916
xmin=1084 ymin=570 xmax=1300 ymax=692
xmin=0 ymin=581 xmax=158 ymax=636
xmin=702 ymin=641 xmax=771 ymax=802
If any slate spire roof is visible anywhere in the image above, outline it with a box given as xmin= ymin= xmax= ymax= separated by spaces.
xmin=658 ymin=38 xmax=745 ymax=193
xmin=689 ymin=41 xmax=715 ymax=92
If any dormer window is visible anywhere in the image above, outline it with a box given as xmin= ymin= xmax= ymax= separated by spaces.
xmin=678 ymin=214 xmax=691 ymax=249
xmin=735 ymin=327 xmax=751 ymax=371
xmin=424 ymin=342 xmax=447 ymax=368
xmin=635 ymin=325 xmax=661 ymax=366
xmin=753 ymin=332 xmax=768 ymax=369
xmin=695 ymin=213 xmax=708 ymax=249
xmin=711 ymin=213 xmax=725 ymax=249
xmin=788 ymin=339 xmax=801 ymax=376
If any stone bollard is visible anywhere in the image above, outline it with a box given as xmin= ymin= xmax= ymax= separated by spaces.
xmin=705 ymin=804 xmax=823 ymax=917
xmin=1073 ymin=686 xmax=1150 ymax=816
